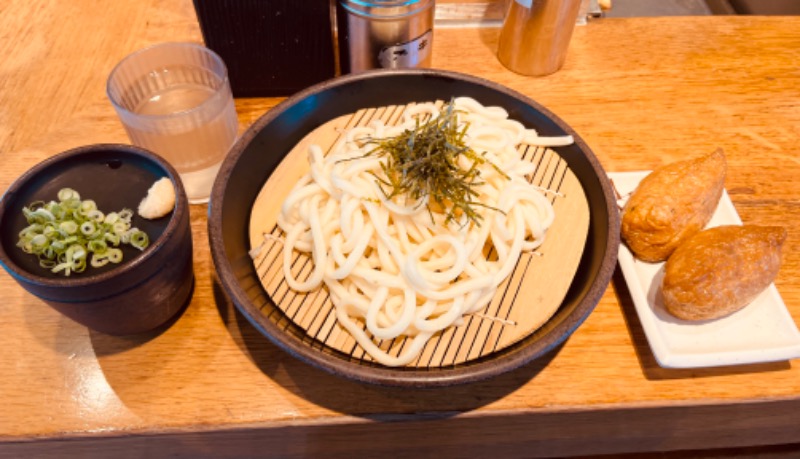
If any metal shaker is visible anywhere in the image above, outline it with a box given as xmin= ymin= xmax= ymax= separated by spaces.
xmin=337 ymin=0 xmax=434 ymax=74
xmin=497 ymin=0 xmax=583 ymax=76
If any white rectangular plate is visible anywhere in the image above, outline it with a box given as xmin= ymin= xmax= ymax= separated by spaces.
xmin=610 ymin=171 xmax=800 ymax=369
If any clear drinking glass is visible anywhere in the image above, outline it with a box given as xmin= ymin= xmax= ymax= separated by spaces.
xmin=107 ymin=42 xmax=239 ymax=203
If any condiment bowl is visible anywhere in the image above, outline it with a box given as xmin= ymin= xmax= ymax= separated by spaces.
xmin=0 ymin=144 xmax=194 ymax=335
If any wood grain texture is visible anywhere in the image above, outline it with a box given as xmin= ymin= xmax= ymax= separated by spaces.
xmin=1 ymin=0 xmax=800 ymax=457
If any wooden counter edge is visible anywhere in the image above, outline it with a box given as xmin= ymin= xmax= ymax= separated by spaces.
xmin=2 ymin=398 xmax=799 ymax=458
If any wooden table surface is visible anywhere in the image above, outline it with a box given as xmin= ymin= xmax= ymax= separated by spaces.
xmin=2 ymin=1 xmax=800 ymax=458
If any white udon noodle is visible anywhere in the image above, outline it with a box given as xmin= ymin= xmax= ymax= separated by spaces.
xmin=270 ymin=97 xmax=573 ymax=367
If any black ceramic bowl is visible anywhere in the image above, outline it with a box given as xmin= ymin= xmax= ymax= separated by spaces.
xmin=0 ymin=144 xmax=194 ymax=335
xmin=209 ymin=69 xmax=619 ymax=386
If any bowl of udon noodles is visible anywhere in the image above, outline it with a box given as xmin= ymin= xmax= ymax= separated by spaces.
xmin=208 ymin=69 xmax=619 ymax=387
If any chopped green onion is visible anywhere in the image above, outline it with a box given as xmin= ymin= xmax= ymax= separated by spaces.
xmin=87 ymin=239 xmax=107 ymax=253
xmin=80 ymin=221 xmax=95 ymax=235
xmin=49 ymin=203 xmax=65 ymax=219
xmin=16 ymin=188 xmax=151 ymax=276
xmin=104 ymin=212 xmax=119 ymax=225
xmin=80 ymin=199 xmax=97 ymax=213
xmin=58 ymin=188 xmax=80 ymax=201
xmin=40 ymin=259 xmax=56 ymax=269
xmin=59 ymin=221 xmax=77 ymax=235
xmin=129 ymin=229 xmax=149 ymax=251
xmin=105 ymin=232 xmax=120 ymax=246
xmin=32 ymin=208 xmax=55 ymax=222
xmin=87 ymin=210 xmax=104 ymax=223
xmin=90 ymin=256 xmax=109 ymax=268
xmin=118 ymin=209 xmax=133 ymax=222
xmin=107 ymin=248 xmax=123 ymax=263
xmin=31 ymin=234 xmax=48 ymax=248
xmin=50 ymin=240 xmax=66 ymax=253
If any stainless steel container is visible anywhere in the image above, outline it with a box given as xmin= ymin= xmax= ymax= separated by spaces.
xmin=337 ymin=0 xmax=434 ymax=74
xmin=497 ymin=0 xmax=582 ymax=77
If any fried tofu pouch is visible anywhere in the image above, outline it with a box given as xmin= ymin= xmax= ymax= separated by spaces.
xmin=621 ymin=149 xmax=726 ymax=262
xmin=662 ymin=225 xmax=787 ymax=321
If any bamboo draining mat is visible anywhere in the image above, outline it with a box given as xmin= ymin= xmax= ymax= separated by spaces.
xmin=248 ymin=102 xmax=589 ymax=367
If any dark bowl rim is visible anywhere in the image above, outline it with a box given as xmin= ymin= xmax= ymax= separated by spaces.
xmin=208 ymin=68 xmax=620 ymax=387
xmin=0 ymin=143 xmax=188 ymax=288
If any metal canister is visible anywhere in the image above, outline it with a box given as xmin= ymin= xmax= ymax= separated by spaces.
xmin=496 ymin=0 xmax=583 ymax=77
xmin=337 ymin=0 xmax=434 ymax=74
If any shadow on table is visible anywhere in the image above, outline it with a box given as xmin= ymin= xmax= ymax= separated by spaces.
xmin=89 ymin=281 xmax=195 ymax=353
xmin=211 ymin=277 xmax=563 ymax=419
xmin=612 ymin=266 xmax=791 ymax=380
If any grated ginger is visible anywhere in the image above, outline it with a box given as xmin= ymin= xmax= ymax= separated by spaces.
xmin=138 ymin=177 xmax=176 ymax=219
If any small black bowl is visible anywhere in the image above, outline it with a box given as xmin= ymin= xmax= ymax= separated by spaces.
xmin=0 ymin=144 xmax=194 ymax=335
xmin=208 ymin=69 xmax=620 ymax=386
